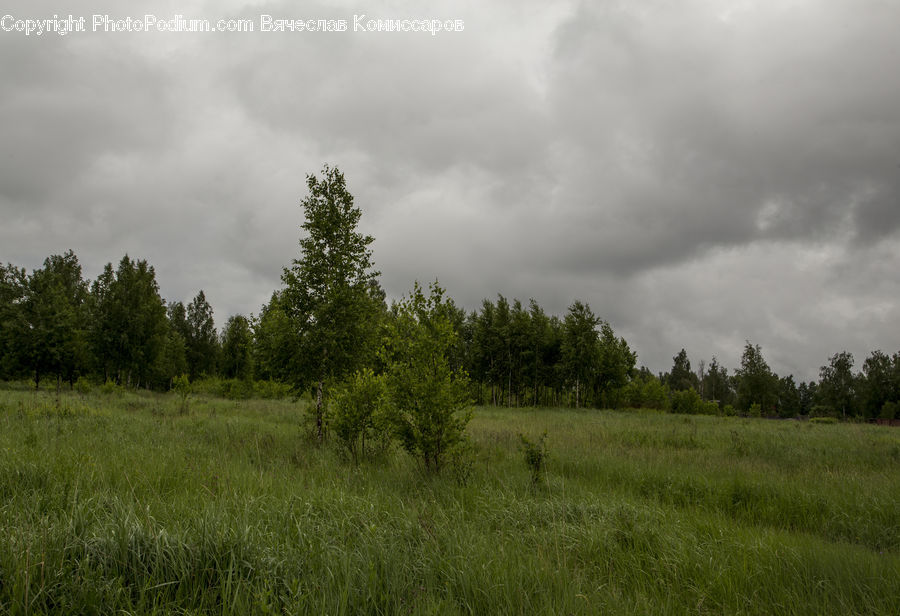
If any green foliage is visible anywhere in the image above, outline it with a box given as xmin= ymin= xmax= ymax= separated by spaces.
xmin=381 ymin=281 xmax=472 ymax=473
xmin=19 ymin=251 xmax=90 ymax=388
xmin=252 ymin=379 xmax=293 ymax=400
xmin=735 ymin=341 xmax=777 ymax=414
xmin=0 ymin=263 xmax=28 ymax=379
xmin=776 ymin=374 xmax=800 ymax=417
xmin=281 ymin=165 xmax=381 ymax=439
xmin=185 ymin=290 xmax=219 ymax=379
xmin=89 ymin=256 xmax=169 ymax=388
xmin=621 ymin=373 xmax=669 ymax=411
xmin=818 ymin=351 xmax=857 ymax=418
xmin=669 ymin=388 xmax=718 ymax=415
xmin=722 ymin=403 xmax=736 ymax=416
xmin=99 ymin=379 xmax=121 ymax=396
xmin=700 ymin=400 xmax=720 ymax=415
xmin=251 ymin=292 xmax=298 ymax=383
xmin=668 ymin=349 xmax=698 ymax=392
xmin=596 ymin=322 xmax=636 ymax=406
xmin=798 ymin=381 xmax=817 ymax=416
xmin=331 ymin=368 xmax=390 ymax=464
xmin=220 ymin=314 xmax=253 ymax=380
xmin=172 ymin=374 xmax=191 ymax=413
xmin=519 ymin=431 xmax=548 ymax=486
xmin=749 ymin=402 xmax=762 ymax=418
xmin=671 ymin=387 xmax=703 ymax=415
xmin=880 ymin=400 xmax=900 ymax=420
xmin=155 ymin=324 xmax=188 ymax=389
xmin=700 ymin=356 xmax=733 ymax=407
xmin=860 ymin=351 xmax=895 ymax=419
xmin=810 ymin=404 xmax=836 ymax=419
xmin=561 ymin=301 xmax=600 ymax=408
xmin=74 ymin=376 xmax=93 ymax=395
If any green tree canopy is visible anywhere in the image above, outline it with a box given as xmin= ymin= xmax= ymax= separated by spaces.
xmin=561 ymin=301 xmax=600 ymax=408
xmin=89 ymin=255 xmax=168 ymax=387
xmin=20 ymin=251 xmax=89 ymax=388
xmin=252 ymin=292 xmax=298 ymax=383
xmin=818 ymin=351 xmax=856 ymax=418
xmin=282 ymin=165 xmax=381 ymax=439
xmin=735 ymin=341 xmax=777 ymax=414
xmin=0 ymin=263 xmax=28 ymax=379
xmin=186 ymin=290 xmax=218 ymax=379
xmin=668 ymin=349 xmax=698 ymax=392
xmin=221 ymin=314 xmax=253 ymax=380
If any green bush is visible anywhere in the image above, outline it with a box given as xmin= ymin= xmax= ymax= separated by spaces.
xmin=519 ymin=431 xmax=548 ymax=486
xmin=671 ymin=388 xmax=702 ymax=415
xmin=879 ymin=400 xmax=899 ymax=420
xmin=99 ymin=380 xmax=121 ymax=396
xmin=253 ymin=380 xmax=293 ymax=400
xmin=220 ymin=379 xmax=255 ymax=400
xmin=810 ymin=405 xmax=836 ymax=419
xmin=74 ymin=376 xmax=93 ymax=395
xmin=381 ymin=282 xmax=472 ymax=474
xmin=331 ymin=369 xmax=391 ymax=464
xmin=172 ymin=374 xmax=191 ymax=414
xmin=187 ymin=377 xmax=218 ymax=396
xmin=700 ymin=400 xmax=720 ymax=415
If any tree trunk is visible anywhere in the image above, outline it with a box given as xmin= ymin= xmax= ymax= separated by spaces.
xmin=316 ymin=379 xmax=324 ymax=441
xmin=507 ymin=363 xmax=512 ymax=407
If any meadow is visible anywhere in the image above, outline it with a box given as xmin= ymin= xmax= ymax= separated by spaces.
xmin=1 ymin=383 xmax=898 ymax=615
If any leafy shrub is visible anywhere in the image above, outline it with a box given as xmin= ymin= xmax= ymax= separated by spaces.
xmin=172 ymin=374 xmax=191 ymax=414
xmin=381 ymin=282 xmax=472 ymax=474
xmin=670 ymin=388 xmax=702 ymax=415
xmin=74 ymin=376 xmax=93 ymax=395
xmin=219 ymin=379 xmax=255 ymax=400
xmin=331 ymin=369 xmax=390 ymax=465
xmin=187 ymin=377 xmax=218 ymax=396
xmin=723 ymin=404 xmax=736 ymax=416
xmin=519 ymin=431 xmax=548 ymax=486
xmin=641 ymin=376 xmax=670 ymax=411
xmin=253 ymin=380 xmax=293 ymax=400
xmin=700 ymin=400 xmax=720 ymax=415
xmin=809 ymin=405 xmax=837 ymax=418
xmin=621 ymin=375 xmax=670 ymax=411
xmin=100 ymin=380 xmax=121 ymax=396
xmin=880 ymin=400 xmax=899 ymax=420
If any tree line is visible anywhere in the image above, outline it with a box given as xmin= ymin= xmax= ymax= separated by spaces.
xmin=2 ymin=166 xmax=899 ymax=425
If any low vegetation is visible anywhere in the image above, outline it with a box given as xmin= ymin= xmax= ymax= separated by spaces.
xmin=1 ymin=383 xmax=897 ymax=615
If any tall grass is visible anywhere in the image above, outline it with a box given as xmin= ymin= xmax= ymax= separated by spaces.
xmin=0 ymin=385 xmax=897 ymax=614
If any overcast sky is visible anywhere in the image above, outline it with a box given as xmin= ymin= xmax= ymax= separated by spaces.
xmin=2 ymin=0 xmax=899 ymax=381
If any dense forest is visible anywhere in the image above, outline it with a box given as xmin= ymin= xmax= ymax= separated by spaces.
xmin=2 ymin=167 xmax=899 ymax=422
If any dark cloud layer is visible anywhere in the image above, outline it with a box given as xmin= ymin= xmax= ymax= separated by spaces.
xmin=2 ymin=0 xmax=899 ymax=381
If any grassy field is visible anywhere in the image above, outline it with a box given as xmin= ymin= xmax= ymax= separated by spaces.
xmin=1 ymin=384 xmax=898 ymax=615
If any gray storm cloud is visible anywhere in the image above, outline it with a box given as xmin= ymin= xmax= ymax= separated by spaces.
xmin=1 ymin=0 xmax=899 ymax=380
